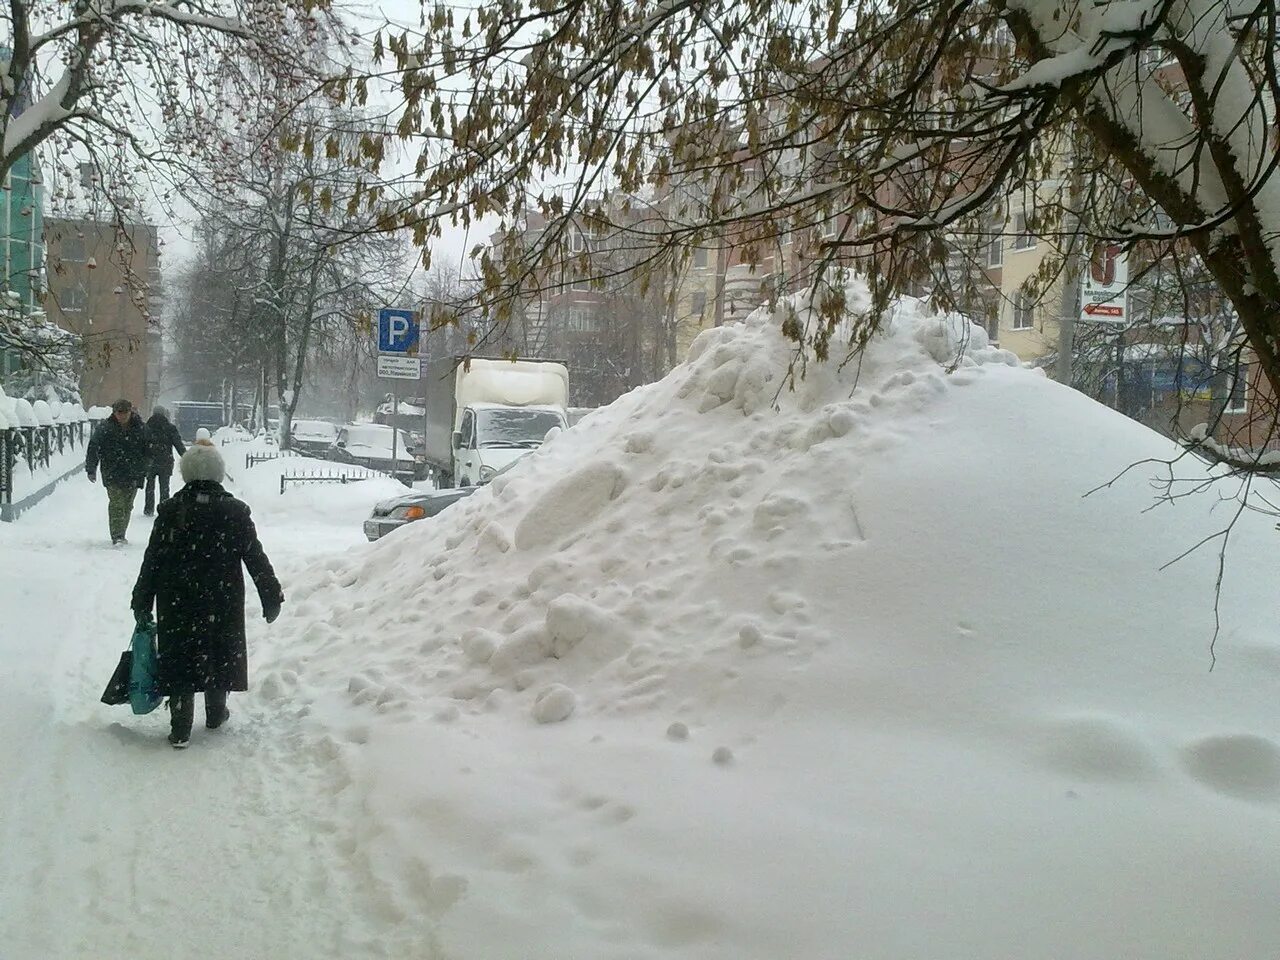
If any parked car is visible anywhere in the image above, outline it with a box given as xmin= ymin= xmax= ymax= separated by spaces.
xmin=289 ymin=418 xmax=339 ymax=457
xmin=328 ymin=423 xmax=423 ymax=481
xmin=363 ymin=486 xmax=479 ymax=541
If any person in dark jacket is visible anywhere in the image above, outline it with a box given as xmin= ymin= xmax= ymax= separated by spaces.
xmin=86 ymin=399 xmax=151 ymax=545
xmin=143 ymin=405 xmax=185 ymax=516
xmin=131 ymin=440 xmax=284 ymax=748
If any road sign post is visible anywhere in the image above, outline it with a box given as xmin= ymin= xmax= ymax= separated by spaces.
xmin=376 ymin=307 xmax=422 ymax=483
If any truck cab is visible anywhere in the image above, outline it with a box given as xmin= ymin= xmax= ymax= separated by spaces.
xmin=451 ymin=403 xmax=567 ymax=486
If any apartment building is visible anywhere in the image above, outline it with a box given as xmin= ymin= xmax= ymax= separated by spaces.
xmin=44 ymin=218 xmax=163 ymax=409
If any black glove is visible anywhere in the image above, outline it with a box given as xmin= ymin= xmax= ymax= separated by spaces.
xmin=133 ymin=609 xmax=153 ymax=628
xmin=87 ymin=471 xmax=96 ymax=483
xmin=263 ymin=600 xmax=282 ymax=624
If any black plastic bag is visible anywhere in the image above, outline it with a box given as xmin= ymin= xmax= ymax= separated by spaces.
xmin=101 ymin=651 xmax=132 ymax=706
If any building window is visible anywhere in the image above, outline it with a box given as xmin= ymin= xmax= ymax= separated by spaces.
xmin=1013 ymin=213 xmax=1036 ymax=251
xmin=60 ymin=282 xmax=87 ymax=312
xmin=59 ymin=235 xmax=85 ymax=262
xmin=985 ymin=232 xmax=1003 ymax=267
xmin=564 ymin=307 xmax=594 ymax=332
xmin=1012 ymin=291 xmax=1034 ymax=330
xmin=693 ymin=246 xmax=708 ymax=268
xmin=1141 ymin=46 xmax=1175 ymax=71
xmin=690 ymin=291 xmax=707 ymax=316
xmin=568 ymin=228 xmax=585 ymax=254
xmin=78 ymin=162 xmax=95 ymax=189
xmin=1226 ymin=362 xmax=1249 ymax=413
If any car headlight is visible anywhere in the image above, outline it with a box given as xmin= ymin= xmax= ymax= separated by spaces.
xmin=479 ymin=465 xmax=497 ymax=481
xmin=390 ymin=504 xmax=426 ymax=520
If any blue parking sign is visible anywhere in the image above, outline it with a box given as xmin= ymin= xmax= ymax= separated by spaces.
xmin=377 ymin=307 xmax=419 ymax=354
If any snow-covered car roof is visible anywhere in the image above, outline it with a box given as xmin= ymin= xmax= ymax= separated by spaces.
xmin=292 ymin=419 xmax=339 ymax=438
xmin=341 ymin=424 xmax=417 ymax=460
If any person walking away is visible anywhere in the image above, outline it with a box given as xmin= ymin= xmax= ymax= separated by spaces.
xmin=131 ymin=438 xmax=284 ymax=748
xmin=144 ymin=405 xmax=185 ymax=516
xmin=86 ymin=399 xmax=150 ymax=545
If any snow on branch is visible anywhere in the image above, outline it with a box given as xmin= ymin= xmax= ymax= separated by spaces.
xmin=1182 ymin=423 xmax=1280 ymax=474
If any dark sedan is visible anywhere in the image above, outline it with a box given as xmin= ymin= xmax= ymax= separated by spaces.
xmin=363 ymin=486 xmax=479 ymax=541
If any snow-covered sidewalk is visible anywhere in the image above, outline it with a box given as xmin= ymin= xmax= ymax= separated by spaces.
xmin=0 ymin=463 xmax=418 ymax=959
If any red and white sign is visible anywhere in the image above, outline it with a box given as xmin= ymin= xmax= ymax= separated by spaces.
xmin=1080 ymin=243 xmax=1128 ymax=324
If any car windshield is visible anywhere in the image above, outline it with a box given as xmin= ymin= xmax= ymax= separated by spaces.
xmin=476 ymin=408 xmax=564 ymax=448
xmin=343 ymin=425 xmax=416 ymax=458
xmin=293 ymin=420 xmax=337 ymax=440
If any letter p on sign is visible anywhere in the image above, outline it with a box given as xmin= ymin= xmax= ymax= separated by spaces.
xmin=377 ymin=308 xmax=420 ymax=354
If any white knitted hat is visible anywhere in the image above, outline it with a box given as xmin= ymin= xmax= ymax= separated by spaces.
xmin=181 ymin=442 xmax=226 ymax=483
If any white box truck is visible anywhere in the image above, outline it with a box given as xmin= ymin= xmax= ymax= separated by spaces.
xmin=421 ymin=356 xmax=569 ymax=487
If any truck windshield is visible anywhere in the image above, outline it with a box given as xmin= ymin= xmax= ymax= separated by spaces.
xmin=477 ymin=409 xmax=564 ymax=448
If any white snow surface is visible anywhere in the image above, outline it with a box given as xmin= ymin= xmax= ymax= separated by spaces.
xmin=3 ymin=286 xmax=1280 ymax=958
xmin=9 ymin=443 xmax=89 ymax=500
xmin=31 ymin=399 xmax=53 ymax=426
xmin=12 ymin=397 xmax=38 ymax=427
xmin=250 ymin=291 xmax=1277 ymax=958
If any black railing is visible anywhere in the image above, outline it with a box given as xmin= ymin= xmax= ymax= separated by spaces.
xmin=279 ymin=468 xmax=383 ymax=494
xmin=0 ymin=421 xmax=90 ymax=511
xmin=0 ymin=431 xmax=12 ymax=504
xmin=246 ymin=450 xmax=302 ymax=469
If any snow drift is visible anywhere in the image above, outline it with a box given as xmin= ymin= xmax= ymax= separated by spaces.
xmin=252 ymin=283 xmax=1280 ymax=960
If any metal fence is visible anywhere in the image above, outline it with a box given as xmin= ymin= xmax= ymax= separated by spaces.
xmin=246 ymin=450 xmax=302 ymax=469
xmin=0 ymin=421 xmax=90 ymax=513
xmin=279 ymin=468 xmax=384 ymax=495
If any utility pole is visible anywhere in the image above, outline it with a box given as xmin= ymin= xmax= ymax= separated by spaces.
xmin=390 ymin=380 xmax=399 ymax=479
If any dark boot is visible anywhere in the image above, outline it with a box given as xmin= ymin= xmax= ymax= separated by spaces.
xmin=205 ymin=690 xmax=230 ymax=730
xmin=168 ymin=694 xmax=194 ymax=748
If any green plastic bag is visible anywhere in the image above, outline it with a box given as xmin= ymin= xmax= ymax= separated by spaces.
xmin=129 ymin=622 xmax=162 ymax=715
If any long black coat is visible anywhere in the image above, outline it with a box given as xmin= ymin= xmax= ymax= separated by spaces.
xmin=145 ymin=412 xmax=186 ymax=469
xmin=131 ymin=481 xmax=284 ymax=694
xmin=86 ymin=413 xmax=150 ymax=488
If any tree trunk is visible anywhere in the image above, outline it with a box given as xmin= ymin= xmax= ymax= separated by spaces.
xmin=280 ymin=260 xmax=323 ymax=450
xmin=248 ymin=376 xmax=261 ymax=434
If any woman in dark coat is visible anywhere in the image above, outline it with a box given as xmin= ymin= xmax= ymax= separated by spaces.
xmin=131 ymin=440 xmax=284 ymax=748
xmin=143 ymin=404 xmax=186 ymax=516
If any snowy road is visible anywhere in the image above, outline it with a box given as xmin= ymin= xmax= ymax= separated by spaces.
xmin=0 ymin=466 xmax=436 ymax=960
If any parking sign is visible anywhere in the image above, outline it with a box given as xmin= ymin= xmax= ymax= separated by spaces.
xmin=377 ymin=307 xmax=419 ymax=354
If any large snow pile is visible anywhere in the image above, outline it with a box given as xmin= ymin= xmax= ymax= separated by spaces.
xmin=252 ymin=285 xmax=1280 ymax=959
